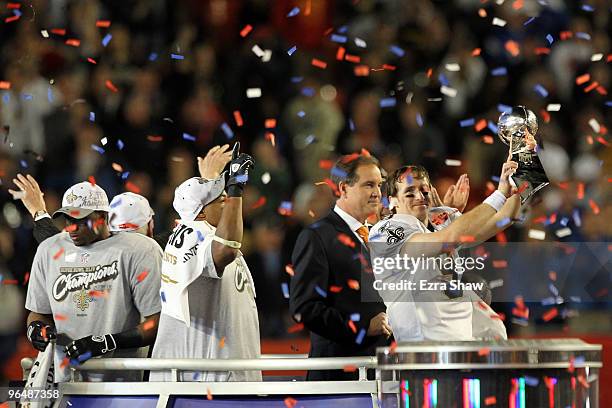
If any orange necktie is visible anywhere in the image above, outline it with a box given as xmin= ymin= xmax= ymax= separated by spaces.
xmin=356 ymin=226 xmax=369 ymax=243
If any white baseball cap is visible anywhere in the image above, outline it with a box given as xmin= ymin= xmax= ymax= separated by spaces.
xmin=108 ymin=192 xmax=155 ymax=232
xmin=173 ymin=175 xmax=225 ymax=221
xmin=53 ymin=181 xmax=110 ymax=219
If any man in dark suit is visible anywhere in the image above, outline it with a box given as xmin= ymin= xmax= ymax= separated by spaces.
xmin=289 ymin=153 xmax=392 ymax=381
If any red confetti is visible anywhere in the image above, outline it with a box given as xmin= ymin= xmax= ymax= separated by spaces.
xmin=136 ymin=269 xmax=149 ymax=282
xmin=577 ymin=182 xmax=585 ymax=199
xmin=360 ymin=148 xmax=371 ymax=157
xmin=233 ymin=110 xmax=244 ymax=127
xmin=347 ymin=279 xmax=360 ymax=290
xmin=88 ymin=290 xmax=108 ymax=298
xmin=354 ymin=65 xmax=370 ymax=76
xmin=207 ymin=388 xmax=213 ymax=400
xmin=484 ymin=396 xmax=497 ymax=405
xmin=560 ymin=31 xmax=573 ymax=40
xmin=588 ymin=199 xmax=600 ymax=215
xmin=597 ymin=136 xmax=609 ymax=146
xmin=125 ymin=181 xmax=141 ymax=193
xmin=542 ymin=307 xmax=558 ymax=322
xmin=219 ymin=337 xmax=225 ymax=349
xmin=348 ymin=320 xmax=357 ymax=334
xmin=65 ymin=38 xmax=81 ymax=47
xmin=477 ymin=301 xmax=488 ymax=311
xmin=459 ymin=235 xmax=475 ymax=243
xmin=95 ymin=20 xmax=111 ymax=28
xmin=548 ymin=271 xmax=557 ymax=281
xmin=118 ymin=222 xmax=139 ymax=230
xmin=251 ymin=196 xmax=267 ymax=209
xmin=329 ymin=285 xmax=343 ymax=293
xmin=568 ymin=356 xmax=575 ymax=373
xmin=576 ymin=73 xmax=590 ymax=85
xmin=336 ymin=46 xmax=346 ymax=60
xmin=577 ymin=375 xmax=590 ymax=389
xmin=505 ymin=40 xmax=520 ymax=57
xmin=584 ymin=81 xmax=598 ymax=93
xmin=287 ymin=323 xmax=304 ymax=333
xmin=53 ymin=248 xmax=65 ymax=260
xmin=319 ymin=160 xmax=333 ymax=170
xmin=482 ymin=135 xmax=494 ymax=144
xmin=284 ymin=397 xmax=298 ymax=408
xmin=23 ymin=272 xmax=30 ymax=284
xmin=0 ymin=81 xmax=11 ymax=90
xmin=426 ymin=68 xmax=433 ymax=78
xmin=343 ymin=365 xmax=357 ymax=372
xmin=54 ymin=313 xmax=68 ymax=321
xmin=147 ymin=135 xmax=163 ymax=142
xmin=50 ymin=28 xmax=66 ymax=36
xmin=345 ymin=54 xmax=360 ymax=63
xmin=478 ymin=347 xmax=491 ymax=356
xmin=534 ymin=47 xmax=550 ymax=55
xmin=540 ymin=110 xmax=550 ymax=123
xmin=390 ymin=341 xmax=397 ymax=353
xmin=87 ymin=57 xmax=97 ymax=64
xmin=105 ymin=79 xmax=119 ymax=93
xmin=60 ymin=357 xmax=69 ymax=369
xmin=337 ymin=233 xmax=356 ymax=248
xmin=239 ymin=24 xmax=253 ymax=37
xmin=382 ymin=64 xmax=396 ymax=71
xmin=2 ymin=279 xmax=17 ymax=285
xmin=4 ymin=15 xmax=19 ymax=23
xmin=471 ymin=48 xmax=481 ymax=56
xmin=88 ymin=175 xmax=96 ymax=186
xmin=285 ymin=264 xmax=295 ymax=277
xmin=311 ymin=58 xmax=327 ymax=69
xmin=6 ymin=3 xmax=21 ymax=9
xmin=512 ymin=0 xmax=523 ymax=9
xmin=265 ymin=118 xmax=277 ymax=128
xmin=304 ymin=0 xmax=311 ymax=15
xmin=265 ymin=132 xmax=276 ymax=147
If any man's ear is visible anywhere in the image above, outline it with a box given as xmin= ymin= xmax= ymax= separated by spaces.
xmin=338 ymin=181 xmax=347 ymax=197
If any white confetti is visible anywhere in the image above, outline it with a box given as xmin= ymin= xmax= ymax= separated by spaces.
xmin=546 ymin=104 xmax=561 ymax=111
xmin=444 ymin=159 xmax=462 ymax=166
xmin=41 ymin=30 xmax=49 ymax=38
xmin=492 ymin=17 xmax=507 ymax=27
xmin=590 ymin=53 xmax=603 ymax=62
xmin=555 ymin=227 xmax=572 ymax=238
xmin=528 ymin=229 xmax=546 ymax=240
xmin=262 ymin=50 xmax=272 ymax=62
xmin=354 ymin=37 xmax=367 ymax=48
xmin=489 ymin=279 xmax=504 ymax=289
xmin=445 ymin=63 xmax=461 ymax=72
xmin=261 ymin=172 xmax=271 ymax=185
xmin=246 ymin=88 xmax=262 ymax=98
xmin=252 ymin=45 xmax=265 ymax=58
xmin=440 ymin=86 xmax=457 ymax=97
xmin=588 ymin=118 xmax=600 ymax=133
xmin=100 ymin=137 xmax=108 ymax=146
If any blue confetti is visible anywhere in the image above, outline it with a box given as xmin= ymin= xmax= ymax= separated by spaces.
xmin=304 ymin=135 xmax=316 ymax=145
xmin=182 ymin=132 xmax=196 ymax=142
xmin=438 ymin=73 xmax=449 ymax=87
xmin=381 ymin=196 xmax=389 ymax=209
xmin=523 ymin=17 xmax=536 ymax=26
xmin=301 ymin=87 xmax=315 ymax=97
xmin=236 ymin=174 xmax=249 ymax=183
xmin=116 ymin=139 xmax=125 ymax=151
xmin=22 ymin=94 xmax=33 ymax=101
xmin=390 ymin=45 xmax=405 ymax=57
xmin=337 ymin=25 xmax=348 ymax=34
xmin=491 ymin=175 xmax=500 ymax=183
xmin=287 ymin=6 xmax=300 ymax=17
xmin=279 ymin=201 xmax=293 ymax=211
xmin=524 ymin=376 xmax=539 ymax=387
xmin=281 ymin=283 xmax=289 ymax=299
xmin=534 ymin=84 xmax=549 ymax=98
xmin=416 ymin=113 xmax=423 ymax=127
xmin=379 ymin=98 xmax=396 ymax=108
xmin=148 ymin=52 xmax=158 ymax=61
xmin=349 ymin=119 xmax=355 ymax=131
xmin=496 ymin=217 xmax=511 ymax=228
xmin=170 ymin=53 xmax=185 ymax=60
xmin=287 ymin=45 xmax=297 ymax=56
xmin=355 ymin=328 xmax=366 ymax=344
xmin=102 ymin=33 xmax=112 ymax=47
xmin=2 ymin=93 xmax=9 ymax=104
xmin=491 ymin=67 xmax=508 ymax=76
xmin=331 ymin=166 xmax=348 ymax=180
xmin=91 ymin=144 xmax=105 ymax=154
xmin=297 ymin=110 xmax=305 ymax=118
xmin=20 ymin=160 xmax=27 ymax=169
xmin=290 ymin=76 xmax=303 ymax=83
xmin=78 ymin=351 xmax=92 ymax=362
xmin=350 ymin=313 xmax=360 ymax=322
xmin=574 ymin=356 xmax=586 ymax=364
xmin=546 ymin=34 xmax=554 ymax=45
xmin=459 ymin=118 xmax=475 ymax=127
xmin=13 ymin=9 xmax=21 ymax=17
xmin=581 ymin=4 xmax=594 ymax=11
xmin=197 ymin=230 xmax=205 ymax=242
xmin=330 ymin=34 xmax=347 ymax=43
xmin=497 ymin=104 xmax=512 ymax=113
xmin=487 ymin=120 xmax=499 ymax=134
xmin=221 ymin=122 xmax=234 ymax=139
xmin=605 ymin=101 xmax=612 ymax=107
xmin=110 ymin=198 xmax=122 ymax=208
xmin=560 ymin=217 xmax=569 ymax=227
xmin=548 ymin=283 xmax=559 ymax=296
xmin=192 ymin=372 xmax=200 ymax=380
xmin=89 ymin=112 xmax=95 ymax=122
xmin=405 ymin=174 xmax=414 ymax=185
xmin=160 ymin=291 xmax=166 ymax=302
xmin=47 ymin=87 xmax=54 ymax=103
xmin=575 ymin=32 xmax=591 ymax=40
xmin=315 ymin=285 xmax=327 ymax=298
xmin=572 ymin=209 xmax=581 ymax=227
xmin=121 ymin=171 xmax=130 ymax=180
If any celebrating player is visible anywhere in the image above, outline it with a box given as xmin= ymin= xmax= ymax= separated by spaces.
xmin=149 ymin=143 xmax=260 ymax=382
xmin=24 ymin=181 xmax=162 ymax=382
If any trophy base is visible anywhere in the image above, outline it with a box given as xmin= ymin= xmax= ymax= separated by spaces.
xmin=511 ymin=151 xmax=550 ymax=205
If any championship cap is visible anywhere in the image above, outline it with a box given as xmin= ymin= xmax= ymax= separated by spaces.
xmin=173 ymin=175 xmax=225 ymax=221
xmin=108 ymin=192 xmax=155 ymax=232
xmin=53 ymin=181 xmax=110 ymax=219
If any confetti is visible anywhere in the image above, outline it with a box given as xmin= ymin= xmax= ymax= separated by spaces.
xmin=311 ymin=58 xmax=327 ymax=69
xmin=523 ymin=17 xmax=536 ymax=26
xmin=65 ymin=38 xmax=80 ymax=47
xmin=182 ymin=132 xmax=196 ymax=142
xmin=389 ymin=45 xmax=405 ymax=57
xmin=546 ymin=34 xmax=554 ymax=45
xmin=337 ymin=233 xmax=356 ymax=248
xmin=105 ymin=80 xmax=118 ymax=93
xmin=285 ymin=264 xmax=295 ymax=276
xmin=240 ymin=24 xmax=253 ymax=37
xmin=528 ymin=229 xmax=546 ymax=240
xmin=588 ymin=199 xmax=600 ymax=214
xmin=343 ymin=364 xmax=357 ymax=372
xmin=478 ymin=347 xmax=490 ymax=356
xmin=219 ymin=337 xmax=225 ymax=349
xmin=484 ymin=396 xmax=497 ymax=405
xmin=534 ymin=84 xmax=549 ymax=98
xmin=491 ymin=67 xmax=508 ymax=76
xmin=207 ymin=388 xmax=213 ymax=400
xmin=460 ymin=118 xmax=475 ymax=127
xmin=251 ymin=196 xmax=266 ymax=209
xmin=101 ymin=33 xmax=112 ymax=47
xmin=492 ymin=260 xmax=508 ymax=268
xmin=355 ymin=328 xmax=366 ymax=344
xmin=542 ymin=307 xmax=559 ymax=322
xmin=287 ymin=45 xmax=297 ymax=56
xmin=281 ymin=283 xmax=289 ymax=298
xmin=492 ymin=17 xmax=507 ymax=27
xmin=555 ymin=227 xmax=572 ymax=238
xmin=287 ymin=323 xmax=304 ymax=333
xmin=445 ymin=159 xmax=462 ymax=166
xmin=315 ymin=285 xmax=327 ymax=298
xmin=53 ymin=248 xmax=65 ymax=260
xmin=96 ymin=20 xmax=111 ymax=28
xmin=136 ymin=269 xmax=149 ymax=282
xmin=379 ymin=98 xmax=396 ymax=108
xmin=143 ymin=320 xmax=156 ymax=331
xmin=284 ymin=397 xmax=298 ymax=408
xmin=55 ymin=313 xmax=68 ymax=321
xmin=246 ymin=88 xmax=261 ymax=98
xmin=505 ymin=40 xmax=520 ymax=57
xmin=347 ymin=279 xmax=360 ymax=290
xmin=287 ymin=7 xmax=300 ymax=17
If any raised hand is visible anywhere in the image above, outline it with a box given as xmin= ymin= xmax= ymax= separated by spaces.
xmin=9 ymin=174 xmax=47 ymax=217
xmin=497 ymin=161 xmax=518 ymax=198
xmin=225 ymin=142 xmax=254 ymax=197
xmin=443 ymin=174 xmax=470 ymax=212
xmin=198 ymin=144 xmax=233 ymax=180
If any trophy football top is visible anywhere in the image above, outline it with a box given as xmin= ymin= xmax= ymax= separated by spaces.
xmin=497 ymin=106 xmax=538 ymax=155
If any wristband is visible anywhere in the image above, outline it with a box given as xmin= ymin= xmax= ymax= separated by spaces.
xmin=483 ymin=190 xmax=507 ymax=212
xmin=226 ymin=184 xmax=244 ymax=197
xmin=213 ymin=235 xmax=242 ymax=249
xmin=34 ymin=211 xmax=50 ymax=221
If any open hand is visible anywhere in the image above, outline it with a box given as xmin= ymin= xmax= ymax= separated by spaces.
xmin=198 ymin=144 xmax=233 ymax=180
xmin=443 ymin=174 xmax=470 ymax=212
xmin=8 ymin=174 xmax=46 ymax=217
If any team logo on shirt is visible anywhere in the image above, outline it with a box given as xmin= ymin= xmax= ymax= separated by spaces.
xmin=80 ymin=252 xmax=90 ymax=264
xmin=234 ymin=264 xmax=246 ymax=292
xmin=378 ymin=221 xmax=405 ymax=245
xmin=53 ymin=261 xmax=119 ymax=301
xmin=73 ymin=288 xmax=92 ymax=311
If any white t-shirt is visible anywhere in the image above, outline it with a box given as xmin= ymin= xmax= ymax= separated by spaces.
xmin=25 ymin=232 xmax=162 ymax=382
xmin=369 ymin=208 xmax=505 ymax=341
xmin=150 ymin=220 xmax=261 ymax=382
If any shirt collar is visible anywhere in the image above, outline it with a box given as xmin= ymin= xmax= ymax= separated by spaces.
xmin=334 ymin=204 xmax=365 ymax=233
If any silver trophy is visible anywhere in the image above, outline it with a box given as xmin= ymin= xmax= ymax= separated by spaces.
xmin=498 ymin=106 xmax=549 ymax=205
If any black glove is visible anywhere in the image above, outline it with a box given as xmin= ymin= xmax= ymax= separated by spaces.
xmin=63 ymin=334 xmax=116 ymax=363
xmin=27 ymin=321 xmax=56 ymax=352
xmin=226 ymin=142 xmax=254 ymax=197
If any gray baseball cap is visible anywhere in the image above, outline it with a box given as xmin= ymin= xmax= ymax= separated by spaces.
xmin=173 ymin=175 xmax=225 ymax=221
xmin=53 ymin=181 xmax=111 ymax=219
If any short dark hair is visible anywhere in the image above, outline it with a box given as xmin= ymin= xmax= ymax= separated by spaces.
xmin=330 ymin=154 xmax=381 ymax=187
xmin=385 ymin=165 xmax=431 ymax=197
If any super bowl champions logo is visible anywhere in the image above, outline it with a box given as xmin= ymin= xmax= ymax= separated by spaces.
xmin=53 ymin=261 xmax=119 ymax=301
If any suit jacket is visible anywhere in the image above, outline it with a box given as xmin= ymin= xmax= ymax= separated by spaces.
xmin=289 ymin=210 xmax=389 ymax=380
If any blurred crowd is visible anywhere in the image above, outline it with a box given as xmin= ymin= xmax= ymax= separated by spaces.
xmin=0 ymin=0 xmax=609 ymax=380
